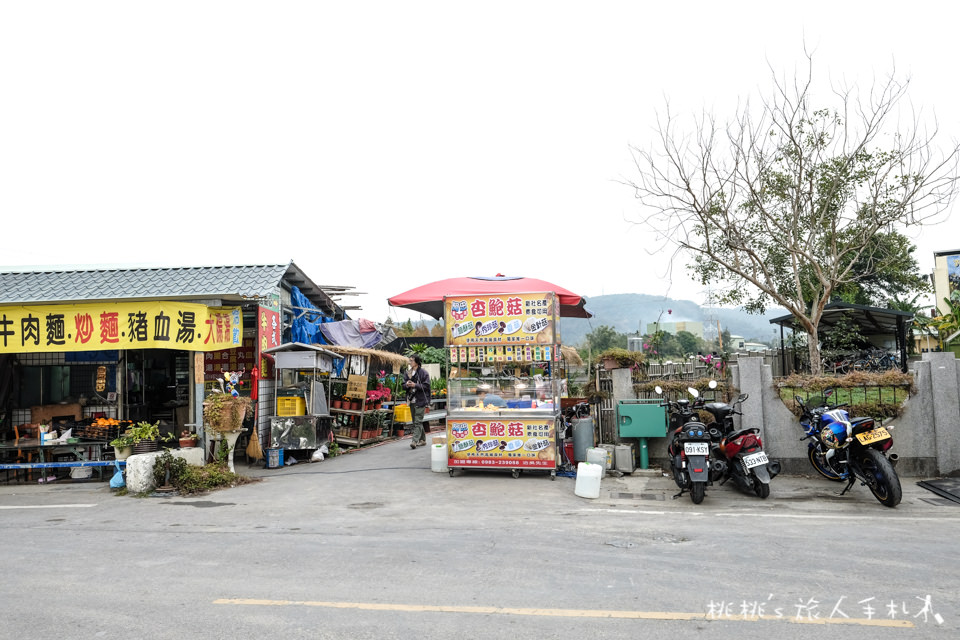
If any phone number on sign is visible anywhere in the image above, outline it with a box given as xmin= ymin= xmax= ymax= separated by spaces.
xmin=451 ymin=458 xmax=554 ymax=468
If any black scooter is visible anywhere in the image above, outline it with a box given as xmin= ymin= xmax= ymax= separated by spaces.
xmin=657 ymin=385 xmax=713 ymax=504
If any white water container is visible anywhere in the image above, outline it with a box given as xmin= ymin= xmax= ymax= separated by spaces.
xmin=431 ymin=444 xmax=448 ymax=473
xmin=574 ymin=462 xmax=603 ymax=499
xmin=586 ymin=447 xmax=608 ymax=470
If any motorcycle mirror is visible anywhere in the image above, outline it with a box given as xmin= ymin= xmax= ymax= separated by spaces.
xmin=688 ymin=387 xmax=699 ymax=398
xmin=654 ymin=385 xmax=663 ymax=395
xmin=708 ymin=379 xmax=718 ymax=389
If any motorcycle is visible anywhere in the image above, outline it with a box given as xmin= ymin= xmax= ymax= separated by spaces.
xmin=657 ymin=385 xmax=714 ymax=504
xmin=701 ymin=385 xmax=781 ymax=498
xmin=796 ymin=390 xmax=902 ymax=508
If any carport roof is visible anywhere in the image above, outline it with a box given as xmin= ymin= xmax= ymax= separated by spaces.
xmin=769 ymin=302 xmax=913 ymax=336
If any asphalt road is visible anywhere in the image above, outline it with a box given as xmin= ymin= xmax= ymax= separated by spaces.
xmin=1 ymin=436 xmax=957 ymax=639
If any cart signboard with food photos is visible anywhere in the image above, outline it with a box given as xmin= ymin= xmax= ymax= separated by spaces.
xmin=443 ymin=293 xmax=561 ymax=478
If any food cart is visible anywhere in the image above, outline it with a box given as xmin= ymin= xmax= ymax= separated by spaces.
xmin=443 ymin=292 xmax=564 ymax=479
xmin=262 ymin=343 xmax=338 ymax=463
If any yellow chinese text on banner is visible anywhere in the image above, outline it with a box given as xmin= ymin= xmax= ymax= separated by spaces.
xmin=0 ymin=302 xmax=242 ymax=354
xmin=443 ymin=292 xmax=558 ymax=346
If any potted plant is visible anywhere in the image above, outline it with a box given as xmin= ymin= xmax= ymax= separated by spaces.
xmin=179 ymin=429 xmax=199 ymax=448
xmin=109 ymin=432 xmax=136 ymax=460
xmin=204 ymin=392 xmax=253 ymax=472
xmin=597 ymin=347 xmax=647 ymax=371
xmin=362 ymin=411 xmax=384 ymax=439
xmin=366 ymin=385 xmax=391 ymax=410
xmin=129 ymin=420 xmax=162 ymax=454
xmin=203 ymin=392 xmax=252 ymax=434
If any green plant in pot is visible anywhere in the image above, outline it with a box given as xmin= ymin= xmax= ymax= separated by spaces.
xmin=362 ymin=410 xmax=383 ymax=438
xmin=130 ymin=420 xmax=162 ymax=454
xmin=109 ymin=431 xmax=136 ymax=460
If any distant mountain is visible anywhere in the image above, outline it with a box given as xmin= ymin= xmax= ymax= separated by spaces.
xmin=559 ymin=293 xmax=785 ymax=347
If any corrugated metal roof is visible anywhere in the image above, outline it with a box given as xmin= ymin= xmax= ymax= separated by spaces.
xmin=0 ymin=264 xmax=292 ymax=305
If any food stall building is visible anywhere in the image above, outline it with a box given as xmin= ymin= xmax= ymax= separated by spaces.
xmin=0 ymin=263 xmax=351 ymax=444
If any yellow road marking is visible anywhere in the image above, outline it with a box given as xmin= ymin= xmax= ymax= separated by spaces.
xmin=213 ymin=598 xmax=913 ymax=628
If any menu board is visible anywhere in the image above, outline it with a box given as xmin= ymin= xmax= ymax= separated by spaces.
xmin=204 ymin=336 xmax=256 ymax=375
xmin=444 ymin=292 xmax=558 ymax=347
xmin=447 ymin=418 xmax=556 ymax=469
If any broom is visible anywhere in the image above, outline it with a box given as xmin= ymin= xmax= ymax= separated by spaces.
xmin=246 ymin=405 xmax=264 ymax=462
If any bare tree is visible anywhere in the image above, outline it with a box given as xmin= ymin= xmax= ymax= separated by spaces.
xmin=625 ymin=53 xmax=959 ymax=374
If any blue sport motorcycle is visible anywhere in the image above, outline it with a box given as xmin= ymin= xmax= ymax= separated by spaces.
xmin=795 ymin=391 xmax=901 ymax=508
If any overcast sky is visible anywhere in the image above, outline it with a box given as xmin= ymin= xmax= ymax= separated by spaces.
xmin=2 ymin=2 xmax=957 ymax=324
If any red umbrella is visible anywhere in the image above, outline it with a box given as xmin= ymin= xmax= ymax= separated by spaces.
xmin=388 ymin=275 xmax=592 ymax=319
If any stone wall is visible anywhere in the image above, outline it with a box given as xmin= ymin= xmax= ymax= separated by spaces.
xmin=607 ymin=352 xmax=960 ymax=477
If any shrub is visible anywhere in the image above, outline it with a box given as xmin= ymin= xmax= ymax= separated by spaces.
xmin=150 ymin=449 xmax=259 ymax=496
xmin=777 ymin=371 xmax=915 ymax=419
xmin=171 ymin=463 xmax=258 ymax=496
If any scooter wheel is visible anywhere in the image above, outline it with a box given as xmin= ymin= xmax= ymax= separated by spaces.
xmin=690 ymin=482 xmax=705 ymax=504
xmin=754 ymin=480 xmax=770 ymax=499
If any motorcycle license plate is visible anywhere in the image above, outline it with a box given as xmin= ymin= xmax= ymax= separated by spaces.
xmin=684 ymin=442 xmax=709 ymax=456
xmin=742 ymin=451 xmax=769 ymax=469
xmin=855 ymin=427 xmax=891 ymax=445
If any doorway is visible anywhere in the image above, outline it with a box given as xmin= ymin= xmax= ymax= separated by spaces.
xmin=123 ymin=349 xmax=190 ymax=429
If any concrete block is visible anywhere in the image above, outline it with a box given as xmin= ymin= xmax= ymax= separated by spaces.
xmin=923 ymin=352 xmax=960 ymax=475
xmin=125 ymin=447 xmax=206 ymax=493
xmin=611 ymin=368 xmax=634 ymax=402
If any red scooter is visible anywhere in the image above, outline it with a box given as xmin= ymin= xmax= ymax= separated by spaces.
xmin=701 ymin=382 xmax=780 ymax=499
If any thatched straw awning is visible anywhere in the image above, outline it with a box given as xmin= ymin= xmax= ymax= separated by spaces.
xmin=324 ymin=345 xmax=410 ymax=371
xmin=561 ymin=345 xmax=583 ymax=366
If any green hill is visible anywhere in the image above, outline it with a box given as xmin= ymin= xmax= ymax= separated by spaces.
xmin=559 ymin=293 xmax=784 ymax=347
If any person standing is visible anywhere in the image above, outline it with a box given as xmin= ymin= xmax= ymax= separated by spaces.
xmin=403 ymin=354 xmax=430 ymax=448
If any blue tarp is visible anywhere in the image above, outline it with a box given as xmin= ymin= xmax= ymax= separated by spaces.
xmin=289 ymin=286 xmax=330 ymax=345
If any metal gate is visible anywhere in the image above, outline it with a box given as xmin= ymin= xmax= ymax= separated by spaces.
xmin=597 ymin=369 xmax=616 ymax=443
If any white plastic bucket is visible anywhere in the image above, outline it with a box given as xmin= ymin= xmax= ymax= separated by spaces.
xmin=586 ymin=447 xmax=608 ymax=470
xmin=431 ymin=444 xmax=448 ymax=473
xmin=574 ymin=462 xmax=602 ymax=499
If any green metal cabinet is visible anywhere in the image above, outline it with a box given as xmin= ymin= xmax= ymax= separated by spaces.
xmin=617 ymin=400 xmax=667 ymax=437
xmin=617 ymin=400 xmax=667 ymax=469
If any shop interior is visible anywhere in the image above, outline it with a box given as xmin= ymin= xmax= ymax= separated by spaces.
xmin=123 ymin=349 xmax=191 ymax=428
